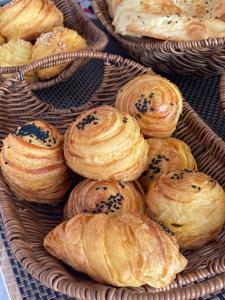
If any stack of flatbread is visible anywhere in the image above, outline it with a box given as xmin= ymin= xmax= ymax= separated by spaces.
xmin=107 ymin=0 xmax=225 ymax=41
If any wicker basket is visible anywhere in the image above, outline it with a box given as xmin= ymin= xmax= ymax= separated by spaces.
xmin=220 ymin=71 xmax=225 ymax=115
xmin=92 ymin=0 xmax=225 ymax=77
xmin=0 ymin=0 xmax=108 ymax=90
xmin=0 ymin=52 xmax=225 ymax=300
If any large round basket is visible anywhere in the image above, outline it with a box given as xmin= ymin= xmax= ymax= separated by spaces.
xmin=0 ymin=52 xmax=225 ymax=300
xmin=92 ymin=0 xmax=225 ymax=77
xmin=220 ymin=70 xmax=225 ymax=115
xmin=0 ymin=0 xmax=108 ymax=90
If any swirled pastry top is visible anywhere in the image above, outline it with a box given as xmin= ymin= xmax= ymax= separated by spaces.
xmin=44 ymin=212 xmax=187 ymax=288
xmin=115 ymin=75 xmax=183 ymax=138
xmin=64 ymin=106 xmax=149 ymax=181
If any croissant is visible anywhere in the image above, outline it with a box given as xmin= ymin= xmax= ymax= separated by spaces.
xmin=0 ymin=121 xmax=72 ymax=204
xmin=115 ymin=75 xmax=183 ymax=138
xmin=146 ymin=170 xmax=225 ymax=250
xmin=0 ymin=34 xmax=5 ymax=45
xmin=64 ymin=179 xmax=145 ymax=219
xmin=32 ymin=27 xmax=87 ymax=80
xmin=0 ymin=0 xmax=64 ymax=41
xmin=64 ymin=106 xmax=149 ymax=181
xmin=44 ymin=212 xmax=187 ymax=288
xmin=139 ymin=138 xmax=197 ymax=191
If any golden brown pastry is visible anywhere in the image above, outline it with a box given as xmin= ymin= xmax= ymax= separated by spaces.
xmin=146 ymin=170 xmax=225 ymax=250
xmin=0 ymin=121 xmax=72 ymax=204
xmin=64 ymin=106 xmax=149 ymax=181
xmin=106 ymin=0 xmax=123 ymax=17
xmin=64 ymin=179 xmax=145 ymax=219
xmin=115 ymin=75 xmax=183 ymax=138
xmin=0 ymin=34 xmax=5 ymax=45
xmin=0 ymin=0 xmax=64 ymax=41
xmin=44 ymin=212 xmax=187 ymax=288
xmin=32 ymin=27 xmax=87 ymax=80
xmin=139 ymin=138 xmax=197 ymax=191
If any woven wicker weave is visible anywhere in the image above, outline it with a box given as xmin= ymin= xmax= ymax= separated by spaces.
xmin=220 ymin=71 xmax=225 ymax=115
xmin=0 ymin=52 xmax=225 ymax=300
xmin=92 ymin=0 xmax=225 ymax=77
xmin=0 ymin=0 xmax=108 ymax=90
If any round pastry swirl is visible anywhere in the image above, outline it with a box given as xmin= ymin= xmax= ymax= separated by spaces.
xmin=139 ymin=138 xmax=197 ymax=191
xmin=115 ymin=75 xmax=183 ymax=138
xmin=44 ymin=213 xmax=187 ymax=288
xmin=146 ymin=170 xmax=225 ymax=250
xmin=64 ymin=106 xmax=149 ymax=181
xmin=64 ymin=179 xmax=145 ymax=219
xmin=0 ymin=120 xmax=71 ymax=204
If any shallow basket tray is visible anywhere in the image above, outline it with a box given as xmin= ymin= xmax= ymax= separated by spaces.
xmin=0 ymin=51 xmax=225 ymax=300
xmin=220 ymin=70 xmax=225 ymax=115
xmin=0 ymin=0 xmax=108 ymax=90
xmin=92 ymin=0 xmax=225 ymax=77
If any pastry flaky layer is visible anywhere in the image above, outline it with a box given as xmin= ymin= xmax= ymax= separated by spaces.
xmin=139 ymin=138 xmax=197 ymax=191
xmin=0 ymin=0 xmax=64 ymax=41
xmin=0 ymin=120 xmax=72 ymax=204
xmin=64 ymin=179 xmax=145 ymax=219
xmin=115 ymin=75 xmax=183 ymax=138
xmin=64 ymin=106 xmax=149 ymax=181
xmin=146 ymin=170 xmax=225 ymax=250
xmin=44 ymin=212 xmax=187 ymax=288
xmin=32 ymin=27 xmax=87 ymax=80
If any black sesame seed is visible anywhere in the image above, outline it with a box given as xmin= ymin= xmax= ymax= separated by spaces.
xmin=191 ymin=185 xmax=197 ymax=189
xmin=103 ymin=187 xmax=107 ymax=190
xmin=4 ymin=161 xmax=8 ymax=165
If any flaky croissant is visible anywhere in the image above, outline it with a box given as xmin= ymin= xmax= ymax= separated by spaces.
xmin=64 ymin=106 xmax=149 ymax=181
xmin=146 ymin=170 xmax=225 ymax=250
xmin=0 ymin=121 xmax=72 ymax=204
xmin=115 ymin=75 xmax=183 ymax=138
xmin=44 ymin=212 xmax=187 ymax=288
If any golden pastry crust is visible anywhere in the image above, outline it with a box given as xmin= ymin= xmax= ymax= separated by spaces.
xmin=0 ymin=121 xmax=72 ymax=204
xmin=115 ymin=75 xmax=183 ymax=138
xmin=32 ymin=27 xmax=87 ymax=80
xmin=139 ymin=138 xmax=197 ymax=191
xmin=0 ymin=34 xmax=5 ymax=45
xmin=146 ymin=170 xmax=225 ymax=250
xmin=44 ymin=212 xmax=187 ymax=288
xmin=0 ymin=0 xmax=64 ymax=41
xmin=64 ymin=106 xmax=149 ymax=181
xmin=64 ymin=179 xmax=145 ymax=219
xmin=106 ymin=0 xmax=123 ymax=17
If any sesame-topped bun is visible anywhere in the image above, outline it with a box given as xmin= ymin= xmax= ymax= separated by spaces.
xmin=0 ymin=34 xmax=5 ymax=45
xmin=115 ymin=75 xmax=183 ymax=138
xmin=32 ymin=27 xmax=87 ymax=80
xmin=64 ymin=106 xmax=149 ymax=181
xmin=0 ymin=120 xmax=72 ymax=204
xmin=64 ymin=179 xmax=145 ymax=219
xmin=146 ymin=170 xmax=225 ymax=250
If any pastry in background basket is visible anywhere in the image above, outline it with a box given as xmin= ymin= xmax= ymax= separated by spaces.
xmin=106 ymin=0 xmax=123 ymax=17
xmin=115 ymin=75 xmax=183 ymax=138
xmin=44 ymin=212 xmax=187 ymax=288
xmin=139 ymin=138 xmax=197 ymax=191
xmin=146 ymin=170 xmax=225 ymax=250
xmin=64 ymin=179 xmax=145 ymax=219
xmin=0 ymin=0 xmax=64 ymax=41
xmin=64 ymin=105 xmax=149 ymax=181
xmin=0 ymin=34 xmax=5 ymax=45
xmin=0 ymin=121 xmax=72 ymax=204
xmin=32 ymin=26 xmax=87 ymax=80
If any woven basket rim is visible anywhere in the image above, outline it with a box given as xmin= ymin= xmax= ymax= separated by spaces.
xmin=220 ymin=70 xmax=225 ymax=115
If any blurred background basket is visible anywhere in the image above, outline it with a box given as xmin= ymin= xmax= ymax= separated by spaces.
xmin=92 ymin=0 xmax=225 ymax=77
xmin=0 ymin=0 xmax=108 ymax=90
xmin=220 ymin=70 xmax=225 ymax=115
xmin=0 ymin=51 xmax=225 ymax=300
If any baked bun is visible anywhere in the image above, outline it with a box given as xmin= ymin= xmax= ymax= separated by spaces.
xmin=0 ymin=34 xmax=5 ymax=45
xmin=0 ymin=0 xmax=64 ymax=41
xmin=64 ymin=106 xmax=149 ymax=181
xmin=139 ymin=138 xmax=197 ymax=191
xmin=0 ymin=121 xmax=71 ymax=204
xmin=115 ymin=75 xmax=183 ymax=138
xmin=44 ymin=213 xmax=187 ymax=288
xmin=146 ymin=170 xmax=225 ymax=250
xmin=64 ymin=179 xmax=145 ymax=219
xmin=32 ymin=27 xmax=87 ymax=80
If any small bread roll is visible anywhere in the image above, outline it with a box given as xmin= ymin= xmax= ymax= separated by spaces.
xmin=64 ymin=179 xmax=145 ymax=219
xmin=44 ymin=213 xmax=187 ymax=288
xmin=146 ymin=170 xmax=225 ymax=250
xmin=0 ymin=34 xmax=5 ymax=45
xmin=32 ymin=27 xmax=87 ymax=80
xmin=0 ymin=121 xmax=72 ymax=204
xmin=115 ymin=75 xmax=183 ymax=138
xmin=139 ymin=138 xmax=197 ymax=191
xmin=0 ymin=0 xmax=64 ymax=41
xmin=64 ymin=106 xmax=149 ymax=181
